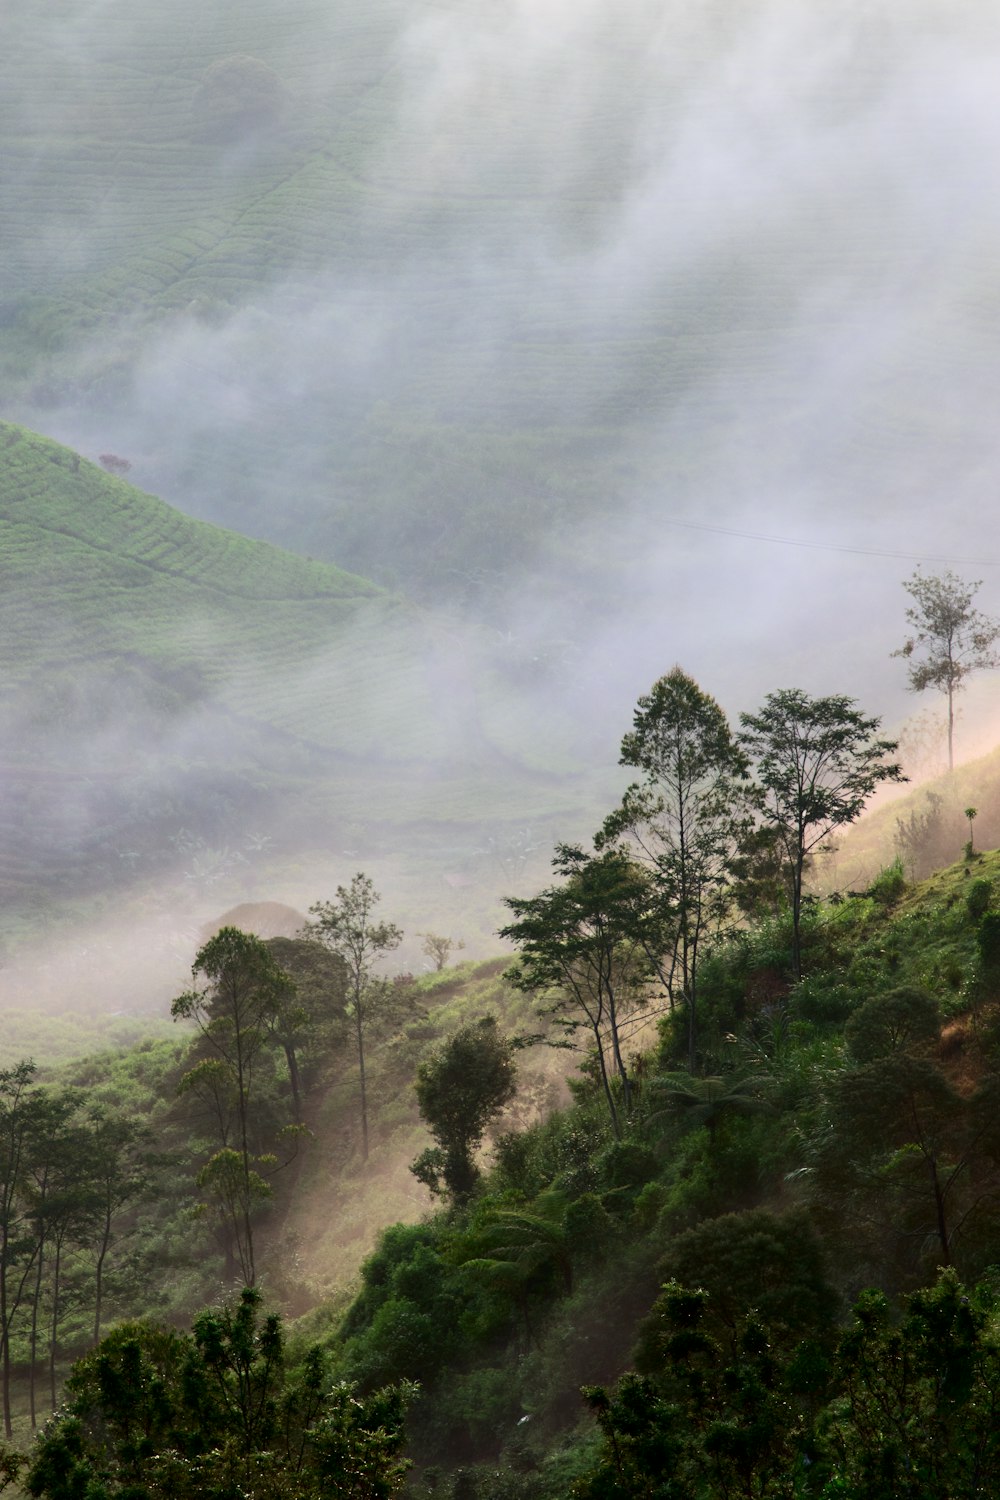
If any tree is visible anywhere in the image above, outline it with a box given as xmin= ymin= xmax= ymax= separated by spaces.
xmin=843 ymin=985 xmax=940 ymax=1064
xmin=420 ymin=933 xmax=465 ymax=972
xmin=454 ymin=1189 xmax=578 ymax=1344
xmin=893 ymin=569 xmax=1000 ymax=772
xmin=500 ymin=845 xmax=652 ymax=1139
xmin=601 ymin=667 xmax=751 ymax=1071
xmin=581 ymin=1281 xmax=824 ymax=1500
xmin=739 ymin=690 xmax=904 ymax=978
xmin=648 ymin=1072 xmax=772 ymax=1149
xmin=265 ymin=936 xmax=349 ymax=1118
xmin=83 ymin=1110 xmax=149 ymax=1349
xmin=26 ymin=1288 xmax=414 ymax=1500
xmin=812 ymin=1054 xmax=979 ymax=1275
xmin=22 ymin=1092 xmax=84 ymax=1430
xmin=306 ymin=875 xmax=402 ymax=1161
xmin=644 ymin=1209 xmax=838 ymax=1358
xmin=0 ymin=1063 xmax=51 ymax=1439
xmin=410 ymin=1017 xmax=517 ymax=1203
xmin=820 ymin=1270 xmax=1000 ymax=1497
xmin=172 ymin=928 xmax=296 ymax=1284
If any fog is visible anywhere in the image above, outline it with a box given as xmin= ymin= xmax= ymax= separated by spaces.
xmin=5 ymin=0 xmax=1000 ymax=1031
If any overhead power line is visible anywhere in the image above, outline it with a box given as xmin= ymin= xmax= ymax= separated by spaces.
xmin=661 ymin=516 xmax=999 ymax=568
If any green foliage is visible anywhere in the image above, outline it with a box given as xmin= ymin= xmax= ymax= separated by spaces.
xmin=501 ymin=844 xmax=653 ymax=1137
xmin=791 ymin=975 xmax=859 ymax=1027
xmin=740 ymin=689 xmax=905 ymax=977
xmin=647 ymin=1072 xmax=773 ymax=1148
xmin=977 ymin=910 xmax=1000 ymax=972
xmin=307 ymin=876 xmax=404 ymax=1161
xmin=966 ymin=876 xmax=992 ymax=921
xmin=581 ymin=1281 xmax=825 ymax=1500
xmin=646 ymin=1210 xmax=839 ymax=1357
xmin=172 ymin=927 xmax=297 ymax=1283
xmin=412 ymin=1017 xmax=517 ymax=1203
xmin=26 ymin=1287 xmax=414 ymax=1500
xmin=867 ymin=858 xmax=907 ymax=906
xmin=819 ymin=1269 xmax=1000 ymax=1497
xmin=601 ymin=667 xmax=751 ymax=1069
xmin=843 ymin=985 xmax=940 ymax=1063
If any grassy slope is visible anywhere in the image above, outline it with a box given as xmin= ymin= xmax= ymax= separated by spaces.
xmin=820 ymin=744 xmax=1000 ymax=892
xmin=0 ymin=421 xmax=599 ymax=772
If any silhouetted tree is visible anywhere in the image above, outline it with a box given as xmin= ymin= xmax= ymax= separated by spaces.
xmin=501 ymin=845 xmax=652 ymax=1138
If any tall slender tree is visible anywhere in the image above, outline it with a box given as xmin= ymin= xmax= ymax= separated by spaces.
xmin=84 ymin=1110 xmax=149 ymax=1348
xmin=893 ymin=569 xmax=1000 ymax=772
xmin=501 ymin=844 xmax=651 ymax=1138
xmin=172 ymin=928 xmax=295 ymax=1284
xmin=0 ymin=1064 xmax=49 ymax=1438
xmin=601 ymin=667 xmax=751 ymax=1071
xmin=306 ymin=876 xmax=402 ymax=1162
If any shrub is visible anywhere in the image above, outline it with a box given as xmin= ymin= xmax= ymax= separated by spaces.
xmin=978 ymin=912 xmax=1000 ymax=973
xmin=967 ymin=878 xmax=993 ymax=921
xmin=868 ymin=858 xmax=907 ymax=906
xmin=791 ymin=976 xmax=859 ymax=1027
xmin=844 ymin=985 xmax=941 ymax=1063
xmin=594 ymin=1140 xmax=659 ymax=1193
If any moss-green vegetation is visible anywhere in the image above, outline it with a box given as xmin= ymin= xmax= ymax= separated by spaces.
xmin=8 ymin=833 xmax=1000 ymax=1492
xmin=291 ymin=848 xmax=1000 ymax=1495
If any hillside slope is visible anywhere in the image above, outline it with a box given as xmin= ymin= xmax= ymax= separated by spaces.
xmin=0 ymin=424 xmax=600 ymax=948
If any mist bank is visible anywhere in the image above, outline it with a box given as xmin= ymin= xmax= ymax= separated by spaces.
xmin=4 ymin=0 xmax=1000 ymax=711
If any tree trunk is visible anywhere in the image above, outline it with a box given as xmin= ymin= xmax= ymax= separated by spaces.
xmin=93 ymin=1210 xmax=112 ymax=1347
xmin=592 ymin=1027 xmax=621 ymax=1141
xmin=49 ymin=1239 xmax=63 ymax=1412
xmin=356 ymin=1004 xmax=369 ymax=1160
xmin=29 ymin=1234 xmax=44 ymax=1429
xmin=929 ymin=1156 xmax=951 ymax=1265
xmin=284 ymin=1044 xmax=302 ymax=1124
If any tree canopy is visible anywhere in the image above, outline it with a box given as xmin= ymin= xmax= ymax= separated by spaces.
xmin=739 ymin=690 xmax=904 ymax=976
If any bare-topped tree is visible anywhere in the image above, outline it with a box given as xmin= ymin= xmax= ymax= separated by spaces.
xmin=893 ymin=571 xmax=1000 ymax=772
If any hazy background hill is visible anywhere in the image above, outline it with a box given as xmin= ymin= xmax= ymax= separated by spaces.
xmin=6 ymin=0 xmax=1000 ymax=721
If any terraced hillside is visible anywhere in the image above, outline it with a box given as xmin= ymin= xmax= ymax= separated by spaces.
xmin=0 ymin=423 xmax=597 ymax=941
xmin=6 ymin=0 xmax=999 ymax=634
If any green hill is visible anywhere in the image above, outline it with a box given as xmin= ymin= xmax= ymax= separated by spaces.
xmin=0 ymin=423 xmax=603 ymax=951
